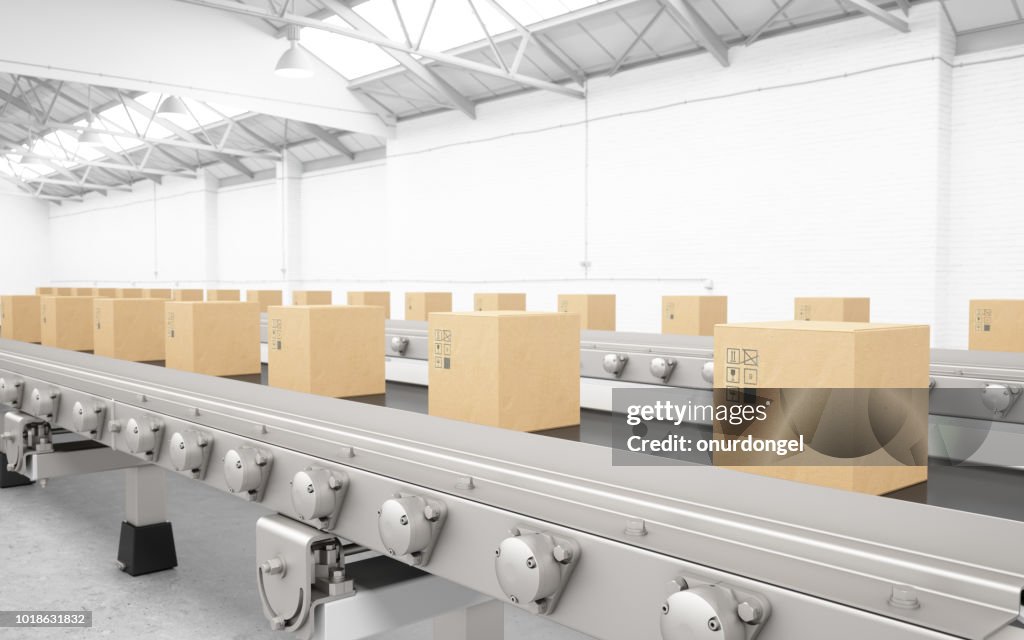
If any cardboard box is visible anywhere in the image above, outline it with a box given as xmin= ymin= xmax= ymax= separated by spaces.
xmin=40 ymin=295 xmax=94 ymax=351
xmin=208 ymin=289 xmax=241 ymax=302
xmin=292 ymin=290 xmax=333 ymax=305
xmin=172 ymin=289 xmax=204 ymax=302
xmin=268 ymin=305 xmax=384 ymax=397
xmin=969 ymin=300 xmax=1024 ymax=352
xmin=116 ymin=289 xmax=144 ymax=299
xmin=794 ymin=297 xmax=870 ymax=322
xmin=473 ymin=293 xmax=526 ymax=312
xmin=78 ymin=288 xmax=117 ymax=297
xmin=405 ymin=292 xmax=452 ymax=321
xmin=428 ymin=311 xmax=579 ymax=431
xmin=53 ymin=288 xmax=73 ymax=296
xmin=36 ymin=287 xmax=54 ymax=295
xmin=347 ymin=291 xmax=390 ymax=319
xmin=73 ymin=288 xmax=95 ymax=296
xmin=0 ymin=295 xmax=41 ymax=342
xmin=247 ymin=290 xmax=283 ymax=313
xmin=165 ymin=302 xmax=260 ymax=376
xmin=557 ymin=294 xmax=615 ymax=331
xmin=93 ymin=299 xmax=166 ymax=362
xmin=143 ymin=289 xmax=173 ymax=299
xmin=662 ymin=296 xmax=728 ymax=336
xmin=713 ymin=321 xmax=929 ymax=494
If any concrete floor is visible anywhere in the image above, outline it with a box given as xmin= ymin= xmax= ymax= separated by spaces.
xmin=0 ymin=468 xmax=592 ymax=640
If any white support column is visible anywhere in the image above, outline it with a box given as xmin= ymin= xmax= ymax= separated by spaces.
xmin=277 ymin=152 xmax=303 ymax=300
xmin=432 ymin=601 xmax=504 ymax=640
xmin=124 ymin=466 xmax=167 ymax=527
xmin=201 ymin=169 xmax=220 ymax=286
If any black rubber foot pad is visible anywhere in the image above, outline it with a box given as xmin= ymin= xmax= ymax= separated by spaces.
xmin=0 ymin=452 xmax=33 ymax=488
xmin=117 ymin=521 xmax=178 ymax=576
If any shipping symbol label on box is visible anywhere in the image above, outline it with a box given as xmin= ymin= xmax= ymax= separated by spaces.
xmin=433 ymin=328 xmax=452 ymax=369
xmin=975 ymin=308 xmax=992 ymax=332
xmin=270 ymin=319 xmax=283 ymax=350
xmin=167 ymin=312 xmax=175 ymax=338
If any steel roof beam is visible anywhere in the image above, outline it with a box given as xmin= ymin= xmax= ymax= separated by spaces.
xmin=23 ymin=176 xmax=130 ymax=192
xmin=842 ymin=0 xmax=910 ymax=32
xmin=0 ymin=115 xmax=280 ymax=160
xmin=301 ymin=122 xmax=353 ymax=160
xmin=173 ymin=0 xmax=584 ymax=99
xmin=662 ymin=0 xmax=730 ymax=66
xmin=320 ymin=0 xmax=477 ymax=118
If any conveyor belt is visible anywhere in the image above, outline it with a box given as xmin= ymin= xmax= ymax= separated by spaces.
xmin=3 ymin=341 xmax=1024 ymax=640
xmin=221 ymin=365 xmax=1024 ymax=525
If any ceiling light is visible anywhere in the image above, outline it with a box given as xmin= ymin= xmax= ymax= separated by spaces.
xmin=78 ymin=124 xmax=105 ymax=147
xmin=156 ymin=94 xmax=192 ymax=124
xmin=276 ymin=25 xmax=314 ymax=78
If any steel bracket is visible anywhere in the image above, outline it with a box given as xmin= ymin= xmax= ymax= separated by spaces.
xmin=256 ymin=514 xmax=354 ymax=639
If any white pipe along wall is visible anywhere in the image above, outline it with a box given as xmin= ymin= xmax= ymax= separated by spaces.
xmin=39 ymin=2 xmax=1023 ymax=348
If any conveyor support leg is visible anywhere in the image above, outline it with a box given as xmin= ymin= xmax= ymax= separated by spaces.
xmin=433 ymin=600 xmax=504 ymax=640
xmin=116 ymin=466 xmax=177 ymax=576
xmin=0 ymin=452 xmax=32 ymax=488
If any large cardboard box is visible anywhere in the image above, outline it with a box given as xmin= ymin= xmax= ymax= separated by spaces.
xmin=40 ymin=295 xmax=94 ymax=351
xmin=969 ymin=300 xmax=1024 ymax=352
xmin=247 ymin=290 xmax=283 ymax=313
xmin=172 ymin=289 xmax=204 ymax=302
xmin=165 ymin=302 xmax=260 ymax=376
xmin=143 ymin=289 xmax=173 ymax=299
xmin=208 ymin=289 xmax=241 ymax=301
xmin=268 ymin=305 xmax=385 ymax=397
xmin=474 ymin=293 xmax=526 ymax=312
xmin=94 ymin=298 xmax=166 ymax=362
xmin=794 ymin=297 xmax=870 ymax=322
xmin=713 ymin=321 xmax=929 ymax=495
xmin=292 ymin=290 xmax=332 ymax=305
xmin=347 ymin=291 xmax=390 ymax=319
xmin=405 ymin=292 xmax=452 ymax=321
xmin=662 ymin=296 xmax=727 ymax=336
xmin=0 ymin=295 xmax=41 ymax=342
xmin=428 ymin=312 xmax=580 ymax=431
xmin=116 ymin=289 xmax=144 ymax=299
xmin=36 ymin=287 xmax=54 ymax=295
xmin=557 ymin=294 xmax=616 ymax=331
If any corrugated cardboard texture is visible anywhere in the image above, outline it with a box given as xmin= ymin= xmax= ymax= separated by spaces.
xmin=713 ymin=321 xmax=929 ymax=494
xmin=292 ymin=290 xmax=333 ymax=305
xmin=428 ymin=311 xmax=580 ymax=431
xmin=268 ymin=305 xmax=385 ymax=397
xmin=405 ymin=292 xmax=452 ymax=321
xmin=347 ymin=291 xmax=390 ymax=319
xmin=0 ymin=295 xmax=41 ymax=342
xmin=247 ymin=290 xmax=283 ymax=313
xmin=40 ymin=295 xmax=94 ymax=351
xmin=662 ymin=296 xmax=727 ymax=336
xmin=172 ymin=290 xmax=204 ymax=301
xmin=94 ymin=299 xmax=166 ymax=362
xmin=473 ymin=293 xmax=526 ymax=312
xmin=116 ymin=289 xmax=144 ymax=298
xmin=208 ymin=289 xmax=241 ymax=301
xmin=794 ymin=297 xmax=870 ymax=322
xmin=165 ymin=302 xmax=260 ymax=376
xmin=557 ymin=294 xmax=616 ymax=330
xmin=969 ymin=299 xmax=1024 ymax=352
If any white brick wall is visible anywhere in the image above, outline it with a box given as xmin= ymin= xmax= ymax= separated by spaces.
xmin=34 ymin=3 xmax=1023 ymax=345
xmin=0 ymin=183 xmax=50 ymax=293
xmin=944 ymin=44 xmax=1024 ymax=347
